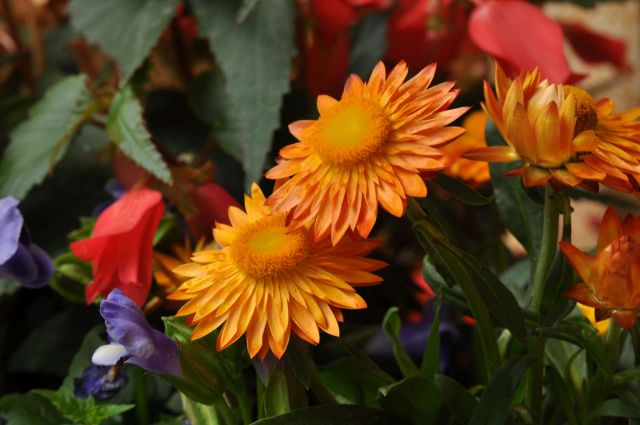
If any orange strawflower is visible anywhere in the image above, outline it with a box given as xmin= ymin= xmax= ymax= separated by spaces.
xmin=170 ymin=184 xmax=385 ymax=359
xmin=265 ymin=61 xmax=467 ymax=244
xmin=466 ymin=64 xmax=640 ymax=190
xmin=443 ymin=110 xmax=490 ymax=187
xmin=561 ymin=208 xmax=640 ymax=330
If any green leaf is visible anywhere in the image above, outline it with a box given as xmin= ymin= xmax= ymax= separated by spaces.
xmin=378 ymin=376 xmax=444 ymax=425
xmin=0 ymin=393 xmax=64 ymax=425
xmin=319 ymin=357 xmax=392 ymax=407
xmin=412 ymin=215 xmax=500 ymax=377
xmin=162 ymin=316 xmax=242 ymax=404
xmin=486 ymin=119 xmax=543 ymax=271
xmin=0 ymin=277 xmax=20 ymax=296
xmin=187 ymin=69 xmax=243 ymax=161
xmin=0 ymin=75 xmax=94 ymax=199
xmin=34 ymin=389 xmax=134 ymax=425
xmin=180 ymin=394 xmax=220 ymax=425
xmin=107 ymin=85 xmax=172 ymax=183
xmin=236 ymin=0 xmax=261 ymax=22
xmin=264 ymin=366 xmax=290 ymax=417
xmin=69 ymin=0 xmax=180 ymax=82
xmin=349 ymin=12 xmax=388 ymax=79
xmin=382 ymin=307 xmax=419 ymax=377
xmin=588 ymin=399 xmax=640 ymax=421
xmin=469 ymin=355 xmax=535 ymax=425
xmin=288 ymin=339 xmax=311 ymax=389
xmin=432 ymin=172 xmax=494 ymax=206
xmin=50 ymin=252 xmax=92 ymax=303
xmin=420 ymin=293 xmax=442 ymax=378
xmin=434 ymin=375 xmax=478 ymax=424
xmin=62 ymin=326 xmax=106 ymax=392
xmin=545 ymin=366 xmax=580 ymax=425
xmin=192 ymin=0 xmax=296 ymax=186
xmin=252 ymin=405 xmax=407 ymax=425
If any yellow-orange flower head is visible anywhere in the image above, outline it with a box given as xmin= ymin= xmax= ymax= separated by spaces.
xmin=169 ymin=184 xmax=385 ymax=359
xmin=265 ymin=61 xmax=468 ymax=244
xmin=561 ymin=208 xmax=640 ymax=330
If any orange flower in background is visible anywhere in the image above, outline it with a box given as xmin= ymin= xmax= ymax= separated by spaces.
xmin=561 ymin=208 xmax=640 ymax=330
xmin=170 ymin=184 xmax=385 ymax=359
xmin=465 ymin=64 xmax=639 ymax=190
xmin=266 ymin=61 xmax=467 ymax=244
xmin=71 ymin=188 xmax=165 ymax=306
xmin=443 ymin=110 xmax=490 ymax=187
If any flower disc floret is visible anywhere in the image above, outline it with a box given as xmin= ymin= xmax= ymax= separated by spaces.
xmin=230 ymin=216 xmax=310 ymax=278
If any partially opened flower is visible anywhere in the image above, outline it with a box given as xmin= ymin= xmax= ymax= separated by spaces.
xmin=266 ymin=61 xmax=467 ymax=244
xmin=443 ymin=110 xmax=490 ymax=187
xmin=71 ymin=188 xmax=165 ymax=306
xmin=0 ymin=197 xmax=53 ymax=288
xmin=561 ymin=208 xmax=640 ymax=330
xmin=96 ymin=289 xmax=181 ymax=376
xmin=170 ymin=184 xmax=385 ymax=359
xmin=466 ymin=64 xmax=619 ymax=189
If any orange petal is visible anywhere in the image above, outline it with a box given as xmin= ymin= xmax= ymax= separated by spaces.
xmin=559 ymin=241 xmax=594 ymax=284
xmin=463 ymin=146 xmax=519 ymax=162
xmin=597 ymin=208 xmax=623 ymax=253
xmin=522 ymin=166 xmax=551 ymax=187
xmin=612 ymin=310 xmax=638 ymax=330
xmin=562 ymin=282 xmax=597 ymax=306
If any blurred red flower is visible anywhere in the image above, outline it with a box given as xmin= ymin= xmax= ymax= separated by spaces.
xmin=71 ymin=188 xmax=165 ymax=306
xmin=386 ymin=0 xmax=470 ymax=71
xmin=305 ymin=0 xmax=391 ymax=97
xmin=186 ymin=182 xmax=241 ymax=239
xmin=469 ymin=0 xmax=570 ymax=83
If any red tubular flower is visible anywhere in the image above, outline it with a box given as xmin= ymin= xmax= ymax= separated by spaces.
xmin=561 ymin=208 xmax=640 ymax=330
xmin=71 ymin=188 xmax=165 ymax=306
xmin=305 ymin=0 xmax=391 ymax=97
xmin=386 ymin=0 xmax=469 ymax=71
xmin=468 ymin=0 xmax=570 ymax=83
xmin=561 ymin=22 xmax=629 ymax=73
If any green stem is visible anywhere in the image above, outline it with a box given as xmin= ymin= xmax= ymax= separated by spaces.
xmin=308 ymin=360 xmax=338 ymax=404
xmin=531 ymin=185 xmax=560 ymax=312
xmin=214 ymin=398 xmax=236 ymax=425
xmin=256 ymin=376 xmax=265 ymax=420
xmin=134 ymin=367 xmax=149 ymax=425
xmin=526 ymin=334 xmax=545 ymax=423
xmin=233 ymin=387 xmax=252 ymax=425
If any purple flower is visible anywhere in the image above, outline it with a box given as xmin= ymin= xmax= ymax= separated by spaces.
xmin=98 ymin=289 xmax=181 ymax=376
xmin=74 ymin=362 xmax=129 ymax=399
xmin=0 ymin=197 xmax=53 ymax=288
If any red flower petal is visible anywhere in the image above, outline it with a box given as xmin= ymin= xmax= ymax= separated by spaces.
xmin=469 ymin=0 xmax=570 ymax=83
xmin=306 ymin=31 xmax=351 ymax=98
xmin=71 ymin=188 xmax=165 ymax=306
xmin=561 ymin=22 xmax=629 ymax=72
xmin=187 ymin=182 xmax=241 ymax=239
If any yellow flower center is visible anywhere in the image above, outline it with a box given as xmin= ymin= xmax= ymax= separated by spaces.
xmin=563 ymin=85 xmax=598 ymax=136
xmin=311 ymin=98 xmax=390 ymax=165
xmin=230 ymin=216 xmax=310 ymax=278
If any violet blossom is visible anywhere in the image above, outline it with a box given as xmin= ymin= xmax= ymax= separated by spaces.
xmin=94 ymin=289 xmax=181 ymax=376
xmin=0 ymin=197 xmax=53 ymax=288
